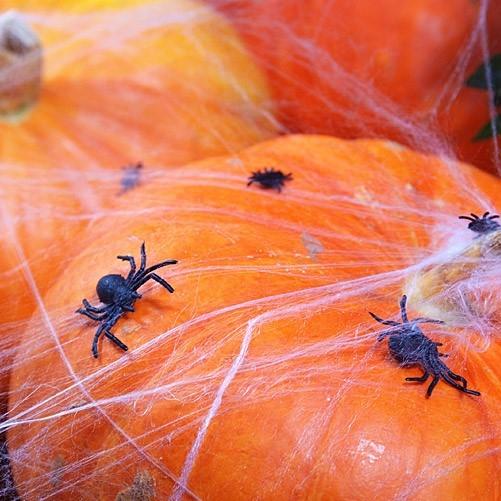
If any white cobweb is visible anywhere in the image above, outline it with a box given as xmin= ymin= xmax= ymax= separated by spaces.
xmin=0 ymin=1 xmax=500 ymax=500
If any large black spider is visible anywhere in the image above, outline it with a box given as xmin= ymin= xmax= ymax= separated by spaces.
xmin=76 ymin=243 xmax=177 ymax=358
xmin=369 ymin=295 xmax=480 ymax=398
xmin=459 ymin=211 xmax=500 ymax=235
xmin=247 ymin=167 xmax=293 ymax=192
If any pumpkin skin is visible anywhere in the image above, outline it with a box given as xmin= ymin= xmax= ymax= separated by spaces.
xmin=6 ymin=135 xmax=500 ymax=500
xmin=208 ymin=0 xmax=501 ymax=173
xmin=0 ymin=0 xmax=277 ymax=325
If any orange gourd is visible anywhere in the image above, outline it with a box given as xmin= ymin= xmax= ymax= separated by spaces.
xmin=6 ymin=135 xmax=500 ymax=499
xmin=208 ymin=0 xmax=501 ymax=174
xmin=0 ymin=0 xmax=277 ymax=325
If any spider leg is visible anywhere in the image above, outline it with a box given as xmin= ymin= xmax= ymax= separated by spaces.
xmin=399 ymin=295 xmax=409 ymax=323
xmin=405 ymin=371 xmax=429 ymax=383
xmin=92 ymin=324 xmax=106 ymax=358
xmin=425 ymin=376 xmax=440 ymax=398
xmin=368 ymin=311 xmax=400 ymax=326
xmin=438 ymin=352 xmax=449 ymax=358
xmin=104 ymin=330 xmax=128 ymax=352
xmin=470 ymin=213 xmax=480 ymax=219
xmin=441 ymin=372 xmax=481 ymax=396
xmin=426 ymin=350 xmax=480 ymax=396
xmin=91 ymin=308 xmax=125 ymax=358
xmin=77 ymin=309 xmax=108 ymax=322
xmin=117 ymin=254 xmax=136 ymax=281
xmin=445 ymin=370 xmax=468 ymax=387
xmin=82 ymin=299 xmax=108 ymax=313
xmin=131 ymin=260 xmax=177 ymax=287
xmin=376 ymin=329 xmax=397 ymax=342
xmin=138 ymin=242 xmax=147 ymax=274
xmin=133 ymin=273 xmax=175 ymax=293
xmin=488 ymin=214 xmax=500 ymax=220
xmin=422 ymin=350 xmax=443 ymax=397
xmin=413 ymin=317 xmax=445 ymax=325
xmin=482 ymin=211 xmax=490 ymax=218
xmin=458 ymin=216 xmax=476 ymax=222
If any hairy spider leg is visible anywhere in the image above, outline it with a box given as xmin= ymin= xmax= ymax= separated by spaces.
xmin=412 ymin=317 xmax=445 ymax=325
xmin=399 ymin=295 xmax=409 ymax=322
xmin=375 ymin=328 xmax=400 ymax=342
xmin=426 ymin=376 xmax=440 ymax=397
xmin=424 ymin=350 xmax=480 ymax=396
xmin=405 ymin=371 xmax=429 ymax=383
xmin=117 ymin=254 xmax=136 ymax=281
xmin=489 ymin=214 xmax=500 ymax=219
xmin=368 ymin=311 xmax=400 ymax=326
xmin=459 ymin=215 xmax=477 ymax=222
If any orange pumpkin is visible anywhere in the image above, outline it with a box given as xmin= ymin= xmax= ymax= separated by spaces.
xmin=0 ymin=0 xmax=276 ymax=324
xmin=208 ymin=0 xmax=501 ymax=173
xmin=6 ymin=135 xmax=500 ymax=499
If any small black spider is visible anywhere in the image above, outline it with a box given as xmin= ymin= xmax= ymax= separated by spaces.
xmin=76 ymin=243 xmax=177 ymax=358
xmin=118 ymin=161 xmax=143 ymax=195
xmin=369 ymin=295 xmax=480 ymax=398
xmin=459 ymin=211 xmax=500 ymax=235
xmin=247 ymin=167 xmax=293 ymax=192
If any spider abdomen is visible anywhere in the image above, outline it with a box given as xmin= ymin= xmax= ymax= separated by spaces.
xmin=388 ymin=334 xmax=431 ymax=365
xmin=96 ymin=274 xmax=128 ymax=304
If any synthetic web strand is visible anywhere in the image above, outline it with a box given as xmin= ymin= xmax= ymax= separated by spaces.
xmin=0 ymin=199 xmax=200 ymax=501
xmin=169 ymin=268 xmax=402 ymax=500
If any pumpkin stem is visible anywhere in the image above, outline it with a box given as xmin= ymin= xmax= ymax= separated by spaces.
xmin=405 ymin=229 xmax=501 ymax=324
xmin=0 ymin=11 xmax=42 ymax=122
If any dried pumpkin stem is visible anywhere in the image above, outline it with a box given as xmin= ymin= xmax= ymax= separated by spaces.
xmin=406 ymin=230 xmax=501 ymax=324
xmin=0 ymin=11 xmax=42 ymax=122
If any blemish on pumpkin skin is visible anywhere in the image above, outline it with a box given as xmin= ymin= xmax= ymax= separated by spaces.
xmin=355 ymin=439 xmax=386 ymax=466
xmin=50 ymin=455 xmax=65 ymax=488
xmin=116 ymin=471 xmax=155 ymax=501
xmin=301 ymin=231 xmax=324 ymax=259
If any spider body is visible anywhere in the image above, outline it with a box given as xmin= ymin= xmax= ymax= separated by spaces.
xmin=369 ymin=295 xmax=480 ymax=398
xmin=77 ymin=243 xmax=177 ymax=358
xmin=119 ymin=161 xmax=143 ymax=195
xmin=459 ymin=211 xmax=500 ymax=234
xmin=247 ymin=167 xmax=292 ymax=192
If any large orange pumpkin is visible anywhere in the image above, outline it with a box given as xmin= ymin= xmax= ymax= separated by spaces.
xmin=6 ymin=135 xmax=500 ymax=499
xmin=208 ymin=0 xmax=501 ymax=173
xmin=0 ymin=0 xmax=277 ymax=325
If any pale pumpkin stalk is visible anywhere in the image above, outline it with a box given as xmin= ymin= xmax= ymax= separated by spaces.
xmin=0 ymin=10 xmax=42 ymax=122
xmin=406 ymin=228 xmax=501 ymax=324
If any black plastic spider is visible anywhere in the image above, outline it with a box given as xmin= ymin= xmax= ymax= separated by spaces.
xmin=247 ymin=167 xmax=293 ymax=192
xmin=369 ymin=295 xmax=480 ymax=398
xmin=76 ymin=243 xmax=177 ymax=358
xmin=459 ymin=211 xmax=500 ymax=235
xmin=118 ymin=161 xmax=143 ymax=195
